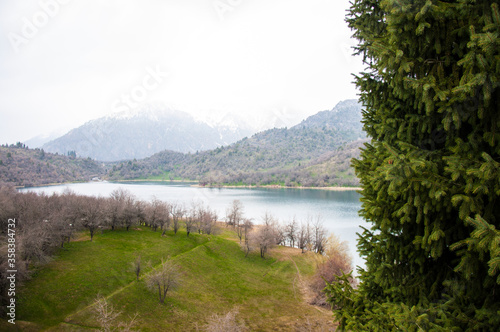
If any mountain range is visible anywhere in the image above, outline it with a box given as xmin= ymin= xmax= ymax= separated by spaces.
xmin=107 ymin=99 xmax=366 ymax=187
xmin=4 ymin=99 xmax=366 ymax=188
xmin=42 ymin=105 xmax=255 ymax=162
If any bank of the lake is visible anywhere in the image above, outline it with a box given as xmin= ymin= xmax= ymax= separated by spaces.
xmin=193 ymin=184 xmax=362 ymax=191
xmin=20 ymin=181 xmax=366 ymax=271
xmin=113 ymin=179 xmax=362 ymax=191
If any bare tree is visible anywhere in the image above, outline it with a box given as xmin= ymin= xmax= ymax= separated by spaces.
xmin=312 ymin=216 xmax=328 ymax=254
xmin=59 ymin=190 xmax=81 ymax=246
xmin=146 ymin=260 xmax=181 ymax=304
xmin=204 ymin=308 xmax=246 ymax=332
xmin=43 ymin=192 xmax=74 ymax=249
xmin=17 ymin=220 xmax=54 ymax=264
xmin=93 ymin=294 xmax=121 ymax=332
xmin=225 ymin=199 xmax=244 ymax=228
xmin=171 ymin=203 xmax=185 ymax=235
xmin=79 ymin=196 xmax=105 ymax=241
xmin=185 ymin=201 xmax=200 ymax=237
xmin=134 ymin=200 xmax=146 ymax=227
xmin=121 ymin=195 xmax=137 ymax=231
xmin=0 ymin=186 xmax=16 ymax=233
xmin=200 ymin=207 xmax=219 ymax=235
xmin=146 ymin=198 xmax=167 ymax=232
xmin=93 ymin=294 xmax=139 ymax=332
xmin=241 ymin=220 xmax=254 ymax=258
xmin=285 ymin=217 xmax=298 ymax=248
xmin=158 ymin=202 xmax=171 ymax=235
xmin=275 ymin=222 xmax=286 ymax=246
xmin=250 ymin=212 xmax=278 ymax=258
xmin=236 ymin=223 xmax=244 ymax=244
xmin=242 ymin=218 xmax=253 ymax=247
xmin=297 ymin=220 xmax=312 ymax=253
xmin=106 ymin=191 xmax=123 ymax=231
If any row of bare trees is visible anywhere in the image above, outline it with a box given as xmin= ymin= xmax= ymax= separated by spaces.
xmin=0 ymin=185 xmax=223 ymax=312
xmin=0 ymin=187 xmax=339 ymax=316
xmin=225 ymin=200 xmax=329 ymax=258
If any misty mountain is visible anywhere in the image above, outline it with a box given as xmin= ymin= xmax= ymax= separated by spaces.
xmin=108 ymin=99 xmax=365 ymax=187
xmin=42 ymin=105 xmax=254 ymax=162
xmin=23 ymin=129 xmax=69 ymax=149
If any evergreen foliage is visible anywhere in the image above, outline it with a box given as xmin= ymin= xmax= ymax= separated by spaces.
xmin=325 ymin=0 xmax=500 ymax=330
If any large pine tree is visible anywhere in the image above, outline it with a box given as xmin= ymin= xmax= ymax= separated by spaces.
xmin=325 ymin=0 xmax=500 ymax=330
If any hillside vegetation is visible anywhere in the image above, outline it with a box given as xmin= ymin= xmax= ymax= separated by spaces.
xmin=5 ymin=227 xmax=334 ymax=331
xmin=2 ymin=100 xmax=364 ymax=188
xmin=0 ymin=144 xmax=106 ymax=187
xmin=0 ymin=187 xmax=348 ymax=331
xmin=108 ymin=100 xmax=365 ymax=187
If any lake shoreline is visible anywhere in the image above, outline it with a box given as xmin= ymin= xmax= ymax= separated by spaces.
xmin=191 ymin=184 xmax=362 ymax=191
xmin=20 ymin=179 xmax=362 ymax=192
xmin=110 ymin=179 xmax=362 ymax=191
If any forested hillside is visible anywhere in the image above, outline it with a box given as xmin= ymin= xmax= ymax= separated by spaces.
xmin=0 ymin=144 xmax=106 ymax=187
xmin=108 ymin=100 xmax=365 ymax=187
xmin=2 ymin=100 xmax=364 ymax=188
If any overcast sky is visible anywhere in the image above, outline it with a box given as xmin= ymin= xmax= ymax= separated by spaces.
xmin=0 ymin=0 xmax=363 ymax=144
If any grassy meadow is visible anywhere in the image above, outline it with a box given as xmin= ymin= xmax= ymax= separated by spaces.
xmin=1 ymin=225 xmax=334 ymax=331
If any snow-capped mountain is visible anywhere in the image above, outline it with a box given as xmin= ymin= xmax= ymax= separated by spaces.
xmin=42 ymin=105 xmax=254 ymax=161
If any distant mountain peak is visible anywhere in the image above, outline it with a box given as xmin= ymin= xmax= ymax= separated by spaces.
xmin=42 ymin=104 xmax=253 ymax=161
xmin=106 ymin=103 xmax=190 ymax=122
xmin=292 ymin=99 xmax=363 ymax=132
xmin=41 ymin=100 xmax=363 ymax=162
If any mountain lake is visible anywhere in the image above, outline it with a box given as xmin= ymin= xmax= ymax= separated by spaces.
xmin=20 ymin=181 xmax=366 ymax=271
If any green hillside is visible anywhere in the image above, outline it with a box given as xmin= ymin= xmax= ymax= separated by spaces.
xmin=4 ymin=227 xmax=333 ymax=331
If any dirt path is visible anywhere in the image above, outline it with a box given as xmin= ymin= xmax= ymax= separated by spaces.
xmin=63 ymin=240 xmax=209 ymax=326
xmin=281 ymin=249 xmax=337 ymax=331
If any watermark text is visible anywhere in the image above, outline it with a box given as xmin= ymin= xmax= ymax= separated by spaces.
xmin=6 ymin=218 xmax=17 ymax=324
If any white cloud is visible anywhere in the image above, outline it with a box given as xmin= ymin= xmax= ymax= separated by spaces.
xmin=0 ymin=0 xmax=363 ymax=144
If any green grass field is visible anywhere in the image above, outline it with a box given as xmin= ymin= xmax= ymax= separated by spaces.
xmin=2 ymin=226 xmax=333 ymax=331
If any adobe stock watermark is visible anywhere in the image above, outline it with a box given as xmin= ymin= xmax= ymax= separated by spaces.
xmin=7 ymin=0 xmax=73 ymax=54
xmin=6 ymin=218 xmax=17 ymax=324
xmin=213 ymin=0 xmax=245 ymax=21
xmin=112 ymin=65 xmax=169 ymax=113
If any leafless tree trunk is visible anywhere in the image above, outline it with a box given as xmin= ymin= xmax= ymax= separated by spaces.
xmin=225 ymin=199 xmax=244 ymax=228
xmin=171 ymin=203 xmax=185 ymax=235
xmin=185 ymin=201 xmax=201 ymax=237
xmin=286 ymin=217 xmax=298 ymax=248
xmin=78 ymin=196 xmax=105 ymax=241
xmin=242 ymin=218 xmax=253 ymax=247
xmin=120 ymin=192 xmax=136 ymax=231
xmin=297 ymin=220 xmax=311 ymax=253
xmin=312 ymin=216 xmax=327 ymax=254
xmin=146 ymin=198 xmax=168 ymax=232
xmin=250 ymin=212 xmax=279 ymax=258
xmin=146 ymin=260 xmax=181 ymax=304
